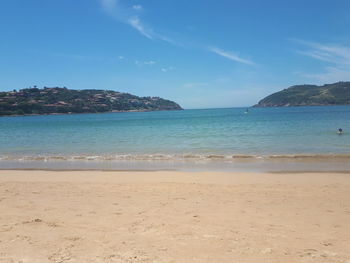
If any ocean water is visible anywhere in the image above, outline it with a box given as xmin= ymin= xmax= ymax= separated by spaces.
xmin=0 ymin=106 xmax=350 ymax=171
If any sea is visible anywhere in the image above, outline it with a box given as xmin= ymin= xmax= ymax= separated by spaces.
xmin=1 ymin=106 xmax=350 ymax=172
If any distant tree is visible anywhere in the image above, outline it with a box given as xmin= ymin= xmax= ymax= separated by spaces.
xmin=0 ymin=86 xmax=182 ymax=116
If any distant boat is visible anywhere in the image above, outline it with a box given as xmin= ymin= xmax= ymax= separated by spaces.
xmin=244 ymin=108 xmax=249 ymax=114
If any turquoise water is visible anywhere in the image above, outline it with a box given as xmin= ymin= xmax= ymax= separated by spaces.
xmin=0 ymin=106 xmax=349 ymax=162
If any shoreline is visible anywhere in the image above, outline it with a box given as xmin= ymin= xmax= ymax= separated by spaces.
xmin=0 ymin=170 xmax=349 ymax=262
xmin=2 ymin=168 xmax=350 ymax=174
xmin=0 ymin=108 xmax=184 ymax=118
xmin=2 ymin=154 xmax=350 ymax=173
xmin=2 ymin=153 xmax=350 ymax=161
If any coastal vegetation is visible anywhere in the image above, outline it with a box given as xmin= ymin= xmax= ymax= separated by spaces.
xmin=255 ymin=81 xmax=350 ymax=107
xmin=0 ymin=87 xmax=182 ymax=116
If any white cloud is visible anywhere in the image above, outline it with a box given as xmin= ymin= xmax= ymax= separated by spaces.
xmin=99 ymin=0 xmax=176 ymax=44
xmin=294 ymin=39 xmax=350 ymax=66
xmin=161 ymin=66 xmax=174 ymax=72
xmin=157 ymin=35 xmax=181 ymax=46
xmin=208 ymin=47 xmax=255 ymax=65
xmin=118 ymin=56 xmax=124 ymax=60
xmin=132 ymin=5 xmax=142 ymax=11
xmin=100 ymin=0 xmax=119 ymax=14
xmin=144 ymin=60 xmax=156 ymax=65
xmin=99 ymin=0 xmax=152 ymax=38
xmin=135 ymin=60 xmax=156 ymax=66
xmin=98 ymin=1 xmax=254 ymax=67
xmin=293 ymin=39 xmax=350 ymax=83
xmin=128 ymin=17 xmax=153 ymax=39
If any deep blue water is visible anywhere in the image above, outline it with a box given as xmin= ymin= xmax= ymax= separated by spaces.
xmin=0 ymin=106 xmax=349 ymax=160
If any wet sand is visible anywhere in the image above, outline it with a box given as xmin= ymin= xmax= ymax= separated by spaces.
xmin=0 ymin=170 xmax=349 ymax=262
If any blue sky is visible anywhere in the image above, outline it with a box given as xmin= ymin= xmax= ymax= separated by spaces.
xmin=0 ymin=0 xmax=349 ymax=108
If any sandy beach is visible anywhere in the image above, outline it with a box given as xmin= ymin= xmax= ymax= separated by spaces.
xmin=0 ymin=170 xmax=349 ymax=263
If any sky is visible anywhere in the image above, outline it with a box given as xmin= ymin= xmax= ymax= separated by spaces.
xmin=0 ymin=0 xmax=350 ymax=108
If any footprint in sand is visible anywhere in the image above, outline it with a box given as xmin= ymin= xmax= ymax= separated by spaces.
xmin=299 ymin=248 xmax=318 ymax=258
xmin=46 ymin=222 xmax=60 ymax=228
xmin=322 ymin=242 xmax=333 ymax=247
xmin=48 ymin=247 xmax=73 ymax=263
xmin=65 ymin=236 xmax=81 ymax=242
xmin=22 ymin=218 xmax=42 ymax=224
xmin=260 ymin=248 xmax=273 ymax=254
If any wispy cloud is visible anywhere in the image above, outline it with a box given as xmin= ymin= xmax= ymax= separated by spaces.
xmin=161 ymin=66 xmax=174 ymax=73
xmin=183 ymin=82 xmax=208 ymax=88
xmin=293 ymin=39 xmax=350 ymax=65
xmin=99 ymin=0 xmax=254 ymax=66
xmin=293 ymin=39 xmax=350 ymax=83
xmin=135 ymin=60 xmax=156 ymax=66
xmin=100 ymin=0 xmax=116 ymax=10
xmin=132 ymin=5 xmax=142 ymax=11
xmin=208 ymin=47 xmax=255 ymax=65
xmin=128 ymin=17 xmax=153 ymax=39
xmin=100 ymin=0 xmax=120 ymax=15
xmin=99 ymin=0 xmax=176 ymax=44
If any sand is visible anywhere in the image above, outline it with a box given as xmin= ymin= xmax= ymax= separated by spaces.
xmin=0 ymin=170 xmax=349 ymax=263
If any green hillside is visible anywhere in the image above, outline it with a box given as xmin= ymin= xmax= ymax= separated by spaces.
xmin=0 ymin=87 xmax=183 ymax=116
xmin=255 ymin=82 xmax=350 ymax=107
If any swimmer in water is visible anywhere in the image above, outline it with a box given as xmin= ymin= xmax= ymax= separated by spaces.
xmin=337 ymin=128 xmax=343 ymax=134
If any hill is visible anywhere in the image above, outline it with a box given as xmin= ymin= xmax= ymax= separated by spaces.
xmin=255 ymin=82 xmax=350 ymax=107
xmin=0 ymin=87 xmax=183 ymax=116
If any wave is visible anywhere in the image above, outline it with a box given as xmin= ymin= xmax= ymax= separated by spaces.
xmin=1 ymin=153 xmax=350 ymax=162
